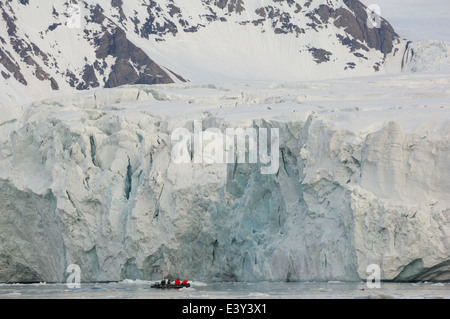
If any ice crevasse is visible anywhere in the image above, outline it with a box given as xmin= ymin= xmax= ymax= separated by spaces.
xmin=0 ymin=82 xmax=449 ymax=283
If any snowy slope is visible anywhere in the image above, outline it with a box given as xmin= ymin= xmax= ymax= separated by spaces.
xmin=133 ymin=0 xmax=404 ymax=82
xmin=0 ymin=69 xmax=449 ymax=283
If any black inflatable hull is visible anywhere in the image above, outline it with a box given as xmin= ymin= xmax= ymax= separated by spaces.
xmin=151 ymin=283 xmax=191 ymax=289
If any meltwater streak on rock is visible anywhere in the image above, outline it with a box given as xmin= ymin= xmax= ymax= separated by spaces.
xmin=0 ymin=80 xmax=448 ymax=284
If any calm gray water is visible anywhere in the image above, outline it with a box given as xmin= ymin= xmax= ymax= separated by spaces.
xmin=0 ymin=281 xmax=448 ymax=299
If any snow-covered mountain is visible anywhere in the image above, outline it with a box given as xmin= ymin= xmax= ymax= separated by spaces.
xmin=1 ymin=1 xmax=449 ymax=284
xmin=0 ymin=0 xmax=405 ymax=107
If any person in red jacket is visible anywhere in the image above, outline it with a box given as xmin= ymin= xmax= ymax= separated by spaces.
xmin=182 ymin=280 xmax=188 ymax=285
xmin=175 ymin=278 xmax=181 ymax=285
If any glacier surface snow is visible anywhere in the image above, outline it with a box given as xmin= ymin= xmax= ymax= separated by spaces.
xmin=0 ymin=69 xmax=449 ymax=283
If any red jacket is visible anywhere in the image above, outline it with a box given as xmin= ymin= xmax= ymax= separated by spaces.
xmin=175 ymin=279 xmax=181 ymax=285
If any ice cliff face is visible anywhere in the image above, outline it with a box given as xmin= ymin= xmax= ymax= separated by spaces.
xmin=0 ymin=76 xmax=449 ymax=283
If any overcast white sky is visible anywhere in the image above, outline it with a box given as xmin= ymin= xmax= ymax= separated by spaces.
xmin=359 ymin=0 xmax=450 ymax=41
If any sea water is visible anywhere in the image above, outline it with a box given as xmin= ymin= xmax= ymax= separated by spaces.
xmin=0 ymin=281 xmax=448 ymax=299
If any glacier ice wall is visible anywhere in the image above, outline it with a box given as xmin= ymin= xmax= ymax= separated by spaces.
xmin=0 ymin=83 xmax=449 ymax=283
